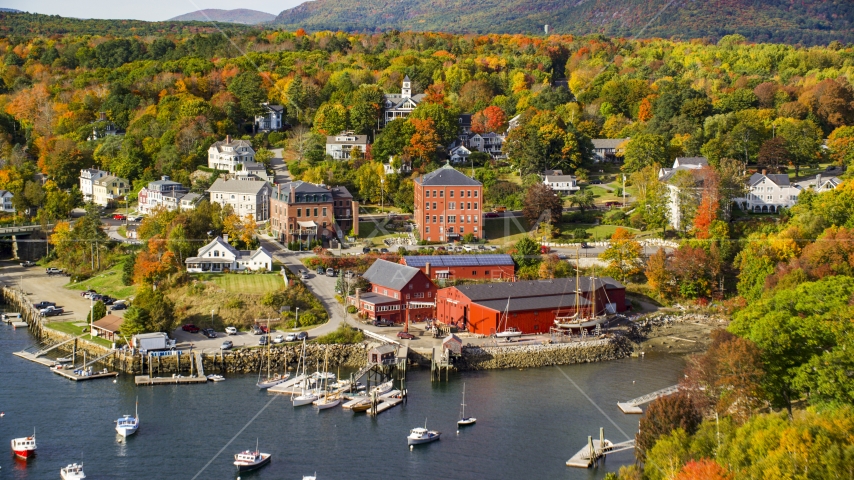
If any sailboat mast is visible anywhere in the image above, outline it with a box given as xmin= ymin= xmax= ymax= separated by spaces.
xmin=591 ymin=267 xmax=597 ymax=319
xmin=575 ymin=245 xmax=580 ymax=318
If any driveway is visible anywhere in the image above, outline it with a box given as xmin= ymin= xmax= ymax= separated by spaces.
xmin=269 ymin=148 xmax=291 ymax=185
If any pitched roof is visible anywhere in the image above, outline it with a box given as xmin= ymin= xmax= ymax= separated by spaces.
xmin=93 ymin=314 xmax=124 ymax=333
xmin=207 ymin=178 xmax=271 ymax=195
xmin=749 ymin=172 xmax=791 ymax=187
xmin=326 ymin=133 xmax=370 ymax=145
xmin=264 ymin=104 xmax=284 ymax=113
xmin=330 ymin=185 xmax=353 ymax=200
xmin=478 ymin=293 xmax=591 ymax=313
xmin=209 ymin=139 xmax=253 ymax=152
xmin=197 ymin=236 xmax=240 ymax=258
xmin=363 ymin=259 xmax=422 ymax=291
xmin=416 ymin=164 xmax=482 ymax=187
xmin=543 ymin=169 xmax=564 ymax=176
xmin=543 ymin=175 xmax=577 ymax=183
xmin=403 ymin=254 xmax=514 ymax=268
xmin=592 ymin=138 xmax=628 ymax=149
xmin=673 ymin=157 xmax=709 ymax=168
xmin=453 ymin=277 xmax=623 ymax=303
xmin=272 ymin=181 xmax=334 ymax=202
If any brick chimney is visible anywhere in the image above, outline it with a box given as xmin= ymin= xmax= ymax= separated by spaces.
xmin=355 ymin=288 xmax=361 ymax=307
xmin=425 ymin=262 xmax=431 ymax=278
xmin=226 ymin=134 xmax=232 ymax=144
xmin=761 ymin=168 xmax=767 ymax=176
xmin=816 ymin=173 xmax=822 ymax=189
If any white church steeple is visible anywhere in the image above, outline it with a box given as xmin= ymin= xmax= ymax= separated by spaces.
xmin=401 ymin=75 xmax=412 ymax=99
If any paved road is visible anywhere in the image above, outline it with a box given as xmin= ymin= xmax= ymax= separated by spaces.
xmin=269 ymin=148 xmax=290 ymax=185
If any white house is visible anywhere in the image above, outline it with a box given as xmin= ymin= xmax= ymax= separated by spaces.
xmin=449 ymin=145 xmax=471 ymax=164
xmin=659 ymin=158 xmax=710 ymax=230
xmin=543 ymin=175 xmax=580 ymax=195
xmin=325 ymin=132 xmax=370 ymax=160
xmin=254 ymin=103 xmax=284 ymax=131
xmin=592 ymin=138 xmax=628 ymax=163
xmin=207 ymin=178 xmax=272 ymax=221
xmin=185 ymin=236 xmax=272 ymax=273
xmin=137 ymin=176 xmax=188 ymax=214
xmin=796 ymin=173 xmax=842 ymax=193
xmin=384 ymin=159 xmax=412 ymax=176
xmin=86 ymin=112 xmax=123 ymax=141
xmin=179 ymin=193 xmax=203 ymax=210
xmin=383 ymin=76 xmax=426 ymax=126
xmin=469 ymin=132 xmax=506 ymax=159
xmin=736 ymin=172 xmax=801 ymax=213
xmin=80 ymin=168 xmax=109 ymax=202
xmin=207 ymin=136 xmax=256 ymax=173
xmin=0 ymin=190 xmax=14 ymax=213
xmin=659 ymin=157 xmax=709 ymax=179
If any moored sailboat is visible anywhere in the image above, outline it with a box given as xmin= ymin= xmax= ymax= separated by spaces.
xmin=457 ymin=383 xmax=476 ymax=426
xmin=495 ymin=297 xmax=522 ymax=338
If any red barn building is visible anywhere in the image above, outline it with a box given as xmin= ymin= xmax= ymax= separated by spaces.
xmin=348 ymin=259 xmax=437 ymax=324
xmin=435 ymin=277 xmax=627 ymax=335
xmin=414 ymin=163 xmax=484 ymax=242
xmin=400 ymin=254 xmax=515 ymax=282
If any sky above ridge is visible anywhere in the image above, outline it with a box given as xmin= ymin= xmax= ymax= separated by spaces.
xmin=1 ymin=0 xmax=304 ymax=21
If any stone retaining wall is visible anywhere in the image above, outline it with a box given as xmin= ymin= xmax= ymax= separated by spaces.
xmin=456 ymin=336 xmax=632 ymax=370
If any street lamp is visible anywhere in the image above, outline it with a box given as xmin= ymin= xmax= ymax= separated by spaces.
xmin=380 ymin=177 xmax=384 ymax=214
xmin=211 ymin=309 xmax=215 ymax=329
xmin=295 ymin=307 xmax=300 ymax=328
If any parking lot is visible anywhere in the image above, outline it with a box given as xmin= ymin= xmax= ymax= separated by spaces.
xmin=170 ymin=326 xmax=306 ymax=354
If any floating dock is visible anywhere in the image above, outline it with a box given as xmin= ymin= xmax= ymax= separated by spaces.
xmin=13 ymin=350 xmax=57 ymax=367
xmin=618 ymin=385 xmax=679 ymax=414
xmin=367 ymin=390 xmax=405 ymax=416
xmin=566 ymin=439 xmax=614 ymax=468
xmin=342 ymin=396 xmax=369 ymax=410
xmin=11 ymin=321 xmax=28 ymax=328
xmin=266 ymin=374 xmax=308 ymax=394
xmin=53 ymin=368 xmax=118 ymax=382
xmin=134 ymin=375 xmax=208 ymax=385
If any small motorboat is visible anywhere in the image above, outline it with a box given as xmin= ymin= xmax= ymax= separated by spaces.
xmin=370 ymin=380 xmax=393 ymax=396
xmin=303 ymin=474 xmax=317 ymax=480
xmin=11 ymin=430 xmax=36 ymax=459
xmin=116 ymin=398 xmax=139 ymax=437
xmin=233 ymin=441 xmax=271 ymax=473
xmin=60 ymin=463 xmax=86 ymax=480
xmin=407 ymin=419 xmax=441 ymax=446
xmin=350 ymin=399 xmax=372 ymax=413
xmin=206 ymin=374 xmax=225 ymax=382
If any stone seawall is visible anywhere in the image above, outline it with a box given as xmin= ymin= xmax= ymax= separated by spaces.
xmin=456 ymin=336 xmax=632 ymax=370
xmin=203 ymin=343 xmax=369 ymax=374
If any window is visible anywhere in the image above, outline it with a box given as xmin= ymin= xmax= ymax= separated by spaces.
xmin=440 ymin=216 xmax=444 ymax=223
xmin=428 ymin=292 xmax=432 ymax=298
xmin=313 ymin=208 xmax=318 ymax=217
xmin=383 ymin=289 xmax=388 ymax=295
xmin=426 ymin=203 xmax=430 ymax=210
xmin=409 ymin=284 xmax=413 ymax=290
xmin=467 ymin=215 xmax=471 ymax=223
xmin=406 ymin=294 xmax=410 ymax=300
xmin=467 ymin=202 xmax=471 ymax=210
xmin=460 ymin=226 xmax=464 ymax=233
xmin=450 ymin=190 xmax=454 ymax=198
xmin=414 ymin=292 xmax=425 ymax=299
xmin=460 ymin=190 xmax=464 ymax=198
xmin=474 ymin=191 xmax=478 ymax=198
xmin=467 ymin=190 xmax=471 ymax=197
xmin=484 ymin=270 xmax=490 ymax=275
xmin=426 ymin=226 xmax=430 ymax=233
xmin=433 ymin=202 xmax=437 ymax=209
xmin=448 ymin=215 xmax=456 ymax=223
xmin=297 ymin=208 xmax=301 ymax=217
xmin=474 ymin=216 xmax=478 ymax=223
xmin=448 ymin=226 xmax=454 ymax=233
xmin=449 ymin=202 xmax=456 ymax=210
xmin=474 ymin=203 xmax=479 ymax=210
xmin=322 ymin=207 xmax=327 ymax=217
xmin=439 ymin=190 xmax=444 ymax=197
xmin=425 ymin=190 xmax=430 ymax=198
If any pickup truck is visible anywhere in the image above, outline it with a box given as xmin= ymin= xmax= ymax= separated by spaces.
xmin=46 ymin=267 xmax=64 ymax=275
xmin=20 ymin=261 xmax=35 ymax=267
xmin=39 ymin=306 xmax=64 ymax=317
xmin=33 ymin=301 xmax=56 ymax=310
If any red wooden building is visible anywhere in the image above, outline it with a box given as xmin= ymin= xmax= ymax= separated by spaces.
xmin=348 ymin=259 xmax=437 ymax=324
xmin=400 ymin=254 xmax=515 ymax=282
xmin=435 ymin=277 xmax=627 ymax=335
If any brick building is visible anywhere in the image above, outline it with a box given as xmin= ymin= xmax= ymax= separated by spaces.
xmin=348 ymin=259 xmax=437 ymax=324
xmin=400 ymin=254 xmax=515 ymax=282
xmin=435 ymin=277 xmax=627 ymax=335
xmin=269 ymin=181 xmax=359 ymax=246
xmin=414 ymin=163 xmax=483 ymax=243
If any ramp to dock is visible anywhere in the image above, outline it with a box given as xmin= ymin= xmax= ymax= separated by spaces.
xmin=618 ymin=385 xmax=679 ymax=413
xmin=367 ymin=390 xmax=404 ymax=416
xmin=83 ymin=350 xmax=115 ymax=368
xmin=34 ymin=334 xmax=86 ymax=357
xmin=135 ymin=375 xmax=208 ymax=386
xmin=194 ymin=353 xmax=204 ymax=377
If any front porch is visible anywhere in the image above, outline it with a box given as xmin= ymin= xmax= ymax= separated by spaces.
xmin=185 ymin=258 xmax=235 ymax=273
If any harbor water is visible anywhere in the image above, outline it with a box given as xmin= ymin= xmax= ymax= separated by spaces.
xmin=1 ymin=322 xmax=684 ymax=479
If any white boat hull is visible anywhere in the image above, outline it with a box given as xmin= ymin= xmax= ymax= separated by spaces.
xmin=407 ymin=432 xmax=441 ymax=445
xmin=293 ymin=393 xmax=318 ymax=407
xmin=116 ymin=425 xmax=138 ymax=437
xmin=314 ymin=397 xmax=341 ymax=410
xmin=495 ymin=331 xmax=522 ymax=338
xmin=257 ymin=374 xmax=290 ymax=389
xmin=458 ymin=418 xmax=477 ymax=426
xmin=60 ymin=464 xmax=86 ymax=480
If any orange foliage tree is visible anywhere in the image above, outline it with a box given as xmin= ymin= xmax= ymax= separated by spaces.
xmin=133 ymin=235 xmax=179 ymax=286
xmin=637 ymin=97 xmax=653 ymax=122
xmin=674 ymin=459 xmax=734 ymax=480
xmin=471 ymin=105 xmax=507 ymax=134
xmin=405 ymin=117 xmax=440 ymax=161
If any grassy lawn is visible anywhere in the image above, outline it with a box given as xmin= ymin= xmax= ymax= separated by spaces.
xmin=66 ymin=262 xmax=137 ymax=299
xmin=192 ymin=273 xmax=283 ymax=295
xmin=580 ymin=185 xmax=622 ymax=203
xmin=45 ymin=321 xmax=113 ymax=348
xmin=484 ymin=216 xmax=531 ymax=245
xmin=357 ymin=221 xmax=410 ymax=245
xmin=555 ymin=224 xmax=641 ymax=242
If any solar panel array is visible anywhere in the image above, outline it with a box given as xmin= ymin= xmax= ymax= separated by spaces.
xmin=403 ymin=254 xmax=514 ymax=268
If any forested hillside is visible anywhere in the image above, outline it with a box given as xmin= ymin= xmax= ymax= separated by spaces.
xmin=169 ymin=9 xmax=275 ymax=24
xmin=274 ymin=0 xmax=854 ymax=45
xmin=0 ymin=12 xmax=254 ymax=37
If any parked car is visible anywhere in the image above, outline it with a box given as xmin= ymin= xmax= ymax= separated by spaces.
xmin=325 ymin=268 xmax=335 ymax=277
xmin=33 ymin=301 xmax=56 ymax=310
xmin=39 ymin=306 xmax=64 ymax=317
xmin=259 ymin=334 xmax=268 ymax=346
xmin=463 ymin=245 xmax=475 ymax=252
xmin=494 ymin=206 xmax=507 ymax=213
xmin=484 ymin=212 xmax=499 ymax=218
xmin=477 ymin=245 xmax=486 ymax=250
xmin=489 ymin=245 xmax=498 ymax=251
xmin=316 ymin=267 xmax=325 ymax=275
xmin=436 ymin=246 xmax=446 ymax=251
xmin=225 ymin=326 xmax=238 ymax=335
xmin=80 ymin=289 xmax=96 ymax=297
xmin=109 ymin=302 xmax=128 ymax=311
xmin=46 ymin=267 xmax=63 ymax=275
xmin=380 ymin=248 xmax=389 ymax=254
xmin=90 ymin=294 xmax=103 ymax=301
xmin=372 ymin=318 xmax=394 ymax=327
xmin=259 ymin=324 xmax=269 ymax=334
xmin=272 ymin=334 xmax=285 ymax=344
xmin=580 ymin=242 xmax=592 ymax=249
xmin=19 ymin=261 xmax=35 ymax=267
xmin=182 ymin=324 xmax=200 ymax=333
xmin=362 ymin=247 xmax=371 ymax=254
xmin=296 ymin=331 xmax=308 ymax=341
xmin=397 ymin=331 xmax=416 ymax=340
xmin=130 ymin=216 xmax=143 ymax=222
xmin=251 ymin=325 xmax=262 ymax=335
xmin=113 ymin=214 xmax=126 ymax=220
xmin=101 ymin=296 xmax=115 ymax=305
xmin=202 ymin=328 xmax=217 ymax=338
xmin=345 ymin=270 xmax=355 ymax=278
xmin=221 ymin=340 xmax=233 ymax=350
xmin=285 ymin=332 xmax=297 ymax=342
xmin=540 ymin=245 xmax=551 ymax=254
xmin=299 ymin=270 xmax=309 ymax=279
xmin=590 ymin=180 xmax=603 ymax=185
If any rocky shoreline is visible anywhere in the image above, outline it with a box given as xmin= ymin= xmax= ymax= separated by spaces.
xmin=456 ymin=336 xmax=633 ymax=370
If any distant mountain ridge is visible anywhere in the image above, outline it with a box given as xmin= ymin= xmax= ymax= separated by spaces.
xmin=170 ymin=8 xmax=275 ymax=24
xmin=0 ymin=8 xmax=21 ymax=13
xmin=273 ymin=0 xmax=854 ymax=45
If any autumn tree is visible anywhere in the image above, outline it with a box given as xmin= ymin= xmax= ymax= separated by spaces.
xmin=645 ymin=248 xmax=672 ymax=298
xmin=599 ymin=228 xmax=643 ymax=283
xmin=621 ymin=134 xmax=667 ymax=173
xmin=133 ymin=235 xmax=179 ymax=286
xmin=635 ymin=392 xmax=701 ymax=462
xmin=405 ymin=117 xmax=441 ymax=162
xmin=471 ymin=106 xmax=507 ymax=134
xmin=827 ymin=125 xmax=854 ymax=166
xmin=674 ymin=460 xmax=734 ymax=480
xmin=312 ymin=103 xmax=348 ymax=136
xmin=692 ymin=167 xmax=720 ymax=239
xmin=756 ymin=136 xmax=790 ymax=171
xmin=522 ymin=182 xmax=562 ymax=225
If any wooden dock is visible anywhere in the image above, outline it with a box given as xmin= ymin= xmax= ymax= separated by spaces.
xmin=134 ymin=375 xmax=208 ymax=386
xmin=367 ymin=390 xmax=404 ymax=416
xmin=53 ymin=368 xmax=118 ymax=382
xmin=11 ymin=321 xmax=28 ymax=328
xmin=618 ymin=385 xmax=679 ymax=414
xmin=13 ymin=350 xmax=57 ymax=367
xmin=342 ymin=396 xmax=369 ymax=410
xmin=566 ymin=439 xmax=614 ymax=468
xmin=267 ymin=374 xmax=308 ymax=395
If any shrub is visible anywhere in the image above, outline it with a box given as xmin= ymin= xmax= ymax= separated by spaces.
xmin=224 ymin=298 xmax=244 ymax=309
xmin=346 ymin=305 xmax=357 ymax=314
xmin=314 ymin=324 xmax=365 ymax=344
